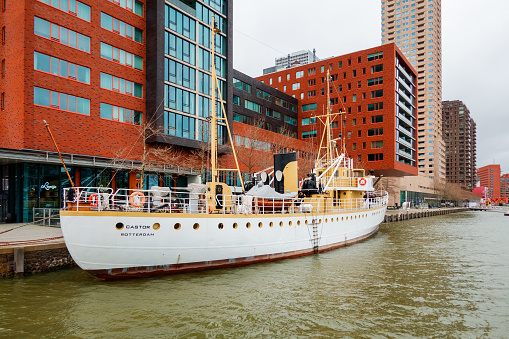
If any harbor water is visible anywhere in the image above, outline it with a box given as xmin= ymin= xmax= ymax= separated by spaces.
xmin=1 ymin=211 xmax=508 ymax=338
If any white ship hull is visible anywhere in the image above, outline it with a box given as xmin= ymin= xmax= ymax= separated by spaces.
xmin=60 ymin=206 xmax=386 ymax=279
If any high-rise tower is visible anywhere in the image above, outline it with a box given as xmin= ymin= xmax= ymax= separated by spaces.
xmin=442 ymin=100 xmax=477 ymax=190
xmin=381 ymin=0 xmax=444 ymax=181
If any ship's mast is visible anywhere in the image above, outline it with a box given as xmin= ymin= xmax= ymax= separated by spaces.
xmin=315 ymin=70 xmax=336 ymax=169
xmin=210 ymin=19 xmax=219 ymax=183
xmin=209 ymin=15 xmax=245 ymax=191
xmin=325 ymin=70 xmax=333 ymax=164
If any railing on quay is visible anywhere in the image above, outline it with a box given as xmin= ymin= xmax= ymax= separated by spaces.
xmin=63 ymin=187 xmax=388 ymax=215
xmin=33 ymin=208 xmax=61 ymax=226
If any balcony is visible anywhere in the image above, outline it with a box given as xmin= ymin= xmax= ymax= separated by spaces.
xmin=399 ymin=125 xmax=414 ymax=139
xmin=398 ymin=89 xmax=415 ymax=108
xmin=397 ymin=148 xmax=414 ymax=160
xmin=397 ymin=64 xmax=414 ymax=83
xmin=397 ymin=77 xmax=414 ymax=94
xmin=398 ymin=138 xmax=414 ymax=149
xmin=397 ymin=112 xmax=414 ymax=127
xmin=398 ymin=101 xmax=412 ymax=116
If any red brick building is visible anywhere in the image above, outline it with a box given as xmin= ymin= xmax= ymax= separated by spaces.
xmin=501 ymin=174 xmax=509 ymax=199
xmin=0 ymin=0 xmax=237 ymax=222
xmin=0 ymin=0 xmax=146 ymax=158
xmin=256 ymin=43 xmax=418 ymax=178
xmin=477 ymin=164 xmax=501 ymax=199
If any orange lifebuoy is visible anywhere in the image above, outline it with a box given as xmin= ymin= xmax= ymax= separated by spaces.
xmin=358 ymin=178 xmax=367 ymax=186
xmin=129 ymin=192 xmax=146 ymax=207
xmin=89 ymin=194 xmax=99 ymax=207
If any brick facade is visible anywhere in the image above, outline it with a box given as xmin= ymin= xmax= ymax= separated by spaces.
xmin=0 ymin=0 xmax=146 ymax=159
xmin=256 ymin=43 xmax=418 ymax=177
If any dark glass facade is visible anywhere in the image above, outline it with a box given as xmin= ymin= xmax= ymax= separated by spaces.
xmin=146 ymin=0 xmax=233 ymax=149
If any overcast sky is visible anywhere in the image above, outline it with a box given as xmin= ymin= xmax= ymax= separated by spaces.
xmin=232 ymin=0 xmax=509 ymax=175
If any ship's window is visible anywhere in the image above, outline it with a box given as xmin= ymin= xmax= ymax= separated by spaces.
xmin=325 ymin=219 xmax=328 ymax=223
xmin=174 ymin=223 xmax=181 ymax=230
xmin=279 ymin=221 xmax=283 ymax=227
xmin=305 ymin=220 xmax=308 ymax=225
xmin=270 ymin=222 xmax=273 ymax=227
xmin=289 ymin=221 xmax=292 ymax=226
xmin=116 ymin=222 xmax=124 ymax=230
xmin=193 ymin=223 xmax=199 ymax=230
xmin=342 ymin=217 xmax=344 ymax=221
xmin=153 ymin=223 xmax=160 ymax=230
xmin=246 ymin=222 xmax=251 ymax=229
xmin=218 ymin=223 xmax=224 ymax=229
xmin=297 ymin=220 xmax=301 ymax=226
xmin=233 ymin=223 xmax=238 ymax=229
xmin=336 ymin=217 xmax=339 ymax=222
xmin=319 ymin=219 xmax=322 ymax=223
xmin=258 ymin=222 xmax=262 ymax=228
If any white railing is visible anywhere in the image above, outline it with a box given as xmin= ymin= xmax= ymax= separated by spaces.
xmin=63 ymin=187 xmax=388 ymax=215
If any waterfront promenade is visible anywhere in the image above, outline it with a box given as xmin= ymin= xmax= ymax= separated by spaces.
xmin=0 ymin=223 xmax=72 ymax=278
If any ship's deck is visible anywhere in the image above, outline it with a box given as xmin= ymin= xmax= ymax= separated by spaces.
xmin=62 ymin=187 xmax=388 ymax=215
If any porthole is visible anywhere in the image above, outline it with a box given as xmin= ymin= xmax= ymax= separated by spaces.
xmin=258 ymin=222 xmax=263 ymax=228
xmin=193 ymin=223 xmax=200 ymax=230
xmin=218 ymin=223 xmax=224 ymax=230
xmin=342 ymin=217 xmax=344 ymax=221
xmin=336 ymin=217 xmax=339 ymax=222
xmin=174 ymin=223 xmax=181 ymax=230
xmin=305 ymin=220 xmax=308 ymax=225
xmin=355 ymin=216 xmax=357 ymax=219
xmin=289 ymin=221 xmax=292 ymax=226
xmin=297 ymin=220 xmax=301 ymax=226
xmin=116 ymin=222 xmax=124 ymax=230
xmin=325 ymin=218 xmax=328 ymax=223
xmin=270 ymin=222 xmax=274 ymax=227
xmin=246 ymin=222 xmax=251 ymax=229
xmin=319 ymin=219 xmax=322 ymax=223
xmin=153 ymin=223 xmax=160 ymax=230
xmin=233 ymin=223 xmax=238 ymax=229
xmin=279 ymin=221 xmax=283 ymax=227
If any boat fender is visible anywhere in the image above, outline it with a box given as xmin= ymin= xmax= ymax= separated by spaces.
xmin=89 ymin=194 xmax=99 ymax=207
xmin=129 ymin=192 xmax=146 ymax=207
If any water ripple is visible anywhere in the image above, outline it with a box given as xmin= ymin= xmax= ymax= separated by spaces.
xmin=1 ymin=212 xmax=508 ymax=337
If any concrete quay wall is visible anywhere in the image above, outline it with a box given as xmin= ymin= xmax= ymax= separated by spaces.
xmin=0 ymin=243 xmax=75 ymax=278
xmin=383 ymin=208 xmax=469 ymax=223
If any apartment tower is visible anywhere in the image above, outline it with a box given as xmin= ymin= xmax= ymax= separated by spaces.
xmin=381 ymin=0 xmax=444 ymax=181
xmin=257 ymin=43 xmax=419 ymax=179
xmin=477 ymin=165 xmax=501 ymax=199
xmin=442 ymin=100 xmax=477 ymax=190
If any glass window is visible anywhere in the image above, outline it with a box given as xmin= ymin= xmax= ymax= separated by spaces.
xmin=76 ymin=33 xmax=89 ymax=52
xmin=34 ymin=87 xmax=50 ymax=106
xmin=77 ymin=2 xmax=91 ymax=21
xmin=76 ymin=65 xmax=89 ymax=83
xmin=34 ymin=17 xmax=51 ymax=39
xmin=76 ymin=97 xmax=89 ymax=115
xmin=35 ymin=17 xmax=89 ymax=53
xmin=34 ymin=87 xmax=89 ymax=115
xmin=34 ymin=52 xmax=50 ymax=73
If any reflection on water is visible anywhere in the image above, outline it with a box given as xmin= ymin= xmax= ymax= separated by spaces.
xmin=1 ymin=212 xmax=508 ymax=337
